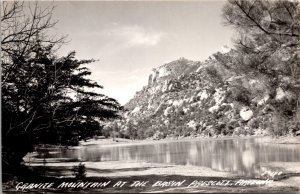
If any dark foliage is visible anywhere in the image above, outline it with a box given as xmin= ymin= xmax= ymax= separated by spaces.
xmin=1 ymin=2 xmax=122 ymax=177
xmin=2 ymin=43 xmax=121 ymax=176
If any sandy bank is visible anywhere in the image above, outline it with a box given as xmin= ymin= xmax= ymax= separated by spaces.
xmin=259 ymin=162 xmax=300 ymax=190
xmin=26 ymin=160 xmax=235 ymax=178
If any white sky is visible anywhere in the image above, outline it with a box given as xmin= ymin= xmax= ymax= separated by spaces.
xmin=46 ymin=1 xmax=234 ymax=105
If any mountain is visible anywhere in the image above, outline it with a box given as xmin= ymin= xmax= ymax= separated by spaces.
xmin=104 ymin=49 xmax=299 ymax=140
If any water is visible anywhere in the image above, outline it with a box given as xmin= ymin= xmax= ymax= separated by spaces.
xmin=44 ymin=137 xmax=300 ymax=177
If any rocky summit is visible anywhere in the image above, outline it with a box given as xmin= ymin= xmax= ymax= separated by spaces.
xmin=105 ymin=49 xmax=299 ymax=140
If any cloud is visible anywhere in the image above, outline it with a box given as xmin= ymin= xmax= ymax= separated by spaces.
xmin=105 ymin=24 xmax=165 ymax=48
xmin=71 ymin=24 xmax=166 ymax=57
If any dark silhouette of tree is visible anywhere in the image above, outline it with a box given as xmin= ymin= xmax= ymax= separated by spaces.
xmin=1 ymin=1 xmax=121 ymax=177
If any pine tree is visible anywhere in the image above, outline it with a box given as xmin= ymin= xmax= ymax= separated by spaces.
xmin=222 ymin=0 xmax=300 ymax=131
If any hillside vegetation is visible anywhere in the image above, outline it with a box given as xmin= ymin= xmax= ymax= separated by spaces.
xmin=105 ymin=48 xmax=299 ymax=139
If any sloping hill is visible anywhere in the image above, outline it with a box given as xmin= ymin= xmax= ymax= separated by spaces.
xmin=105 ymin=49 xmax=299 ymax=140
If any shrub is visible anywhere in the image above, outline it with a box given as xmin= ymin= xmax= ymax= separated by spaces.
xmin=233 ymin=127 xmax=247 ymax=136
xmin=202 ymin=129 xmax=212 ymax=137
xmin=72 ymin=163 xmax=86 ymax=180
xmin=205 ymin=66 xmax=224 ymax=84
xmin=228 ymin=85 xmax=251 ymax=106
xmin=225 ymin=121 xmax=238 ymax=135
xmin=215 ymin=123 xmax=226 ymax=135
xmin=288 ymin=120 xmax=300 ymax=135
xmin=247 ymin=118 xmax=259 ymax=129
xmin=268 ymin=112 xmax=289 ymax=136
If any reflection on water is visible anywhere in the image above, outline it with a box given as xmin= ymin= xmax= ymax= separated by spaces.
xmin=48 ymin=137 xmax=300 ymax=176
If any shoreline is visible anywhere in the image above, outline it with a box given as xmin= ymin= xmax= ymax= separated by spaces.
xmin=78 ymin=135 xmax=300 ymax=147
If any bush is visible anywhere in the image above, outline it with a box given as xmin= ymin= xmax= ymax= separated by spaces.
xmin=215 ymin=123 xmax=226 ymax=135
xmin=202 ymin=129 xmax=212 ymax=137
xmin=72 ymin=163 xmax=86 ymax=180
xmin=233 ymin=127 xmax=247 ymax=136
xmin=224 ymin=120 xmax=238 ymax=135
xmin=247 ymin=118 xmax=259 ymax=129
xmin=268 ymin=112 xmax=289 ymax=136
xmin=205 ymin=66 xmax=224 ymax=84
xmin=288 ymin=121 xmax=300 ymax=135
xmin=228 ymin=86 xmax=251 ymax=105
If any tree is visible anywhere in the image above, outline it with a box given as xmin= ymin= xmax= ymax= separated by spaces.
xmin=1 ymin=1 xmax=121 ymax=176
xmin=1 ymin=1 xmax=66 ymax=53
xmin=127 ymin=120 xmax=138 ymax=139
xmin=223 ymin=0 xmax=299 ymax=75
xmin=1 ymin=1 xmax=66 ymax=83
xmin=222 ymin=0 xmax=300 ymax=122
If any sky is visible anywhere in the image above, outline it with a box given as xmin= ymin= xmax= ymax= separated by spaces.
xmin=46 ymin=1 xmax=235 ymax=105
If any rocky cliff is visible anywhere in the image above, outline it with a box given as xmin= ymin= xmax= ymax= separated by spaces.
xmin=105 ymin=49 xmax=299 ymax=140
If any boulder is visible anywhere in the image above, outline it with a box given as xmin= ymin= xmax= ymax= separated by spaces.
xmin=240 ymin=107 xmax=253 ymax=121
xmin=164 ymin=107 xmax=172 ymax=116
xmin=258 ymin=94 xmax=269 ymax=106
xmin=275 ymin=87 xmax=285 ymax=101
